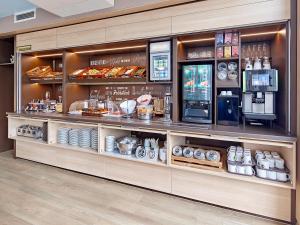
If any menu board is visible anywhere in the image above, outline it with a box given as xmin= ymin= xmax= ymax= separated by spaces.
xmin=90 ymin=85 xmax=170 ymax=102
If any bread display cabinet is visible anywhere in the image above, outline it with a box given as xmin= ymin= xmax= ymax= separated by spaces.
xmin=21 ymin=51 xmax=63 ymax=113
xmin=11 ymin=20 xmax=297 ymax=223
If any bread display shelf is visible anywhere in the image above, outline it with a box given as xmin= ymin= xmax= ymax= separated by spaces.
xmin=68 ymin=77 xmax=146 ymax=85
xmin=28 ymin=78 xmax=63 ymax=84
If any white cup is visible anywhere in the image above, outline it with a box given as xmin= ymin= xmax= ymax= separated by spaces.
xmin=183 ymin=147 xmax=194 ymax=158
xmin=276 ymin=171 xmax=290 ymax=182
xmin=267 ymin=158 xmax=275 ymax=168
xmin=220 ymin=91 xmax=227 ymax=96
xmin=255 ymin=153 xmax=264 ymax=161
xmin=255 ymin=150 xmax=263 ymax=155
xmin=275 ymin=158 xmax=285 ymax=170
xmin=263 ymin=151 xmax=270 ymax=155
xmin=228 ymin=164 xmax=237 ymax=173
xmin=172 ymin=146 xmax=183 ymax=156
xmin=271 ymin=151 xmax=279 ymax=157
xmin=256 ymin=168 xmax=267 ymax=178
xmin=272 ymin=154 xmax=281 ymax=159
xmin=242 ymin=155 xmax=252 ymax=165
xmin=264 ymin=154 xmax=272 ymax=159
xmin=159 ymin=148 xmax=167 ymax=162
xmin=229 ymin=146 xmax=237 ymax=151
xmin=226 ymin=91 xmax=232 ymax=96
xmin=236 ymin=150 xmax=243 ymax=162
xmin=245 ymin=166 xmax=255 ymax=176
xmin=144 ymin=139 xmax=151 ymax=148
xmin=258 ymin=159 xmax=270 ymax=170
xmin=244 ymin=148 xmax=251 ymax=154
xmin=267 ymin=170 xmax=277 ymax=180
xmin=227 ymin=151 xmax=236 ymax=161
xmin=237 ymin=146 xmax=243 ymax=151
xmin=194 ymin=149 xmax=206 ymax=160
xmin=236 ymin=165 xmax=245 ymax=174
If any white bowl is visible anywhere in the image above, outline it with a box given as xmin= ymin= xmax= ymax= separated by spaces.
xmin=120 ymin=100 xmax=136 ymax=114
xmin=137 ymin=94 xmax=152 ymax=106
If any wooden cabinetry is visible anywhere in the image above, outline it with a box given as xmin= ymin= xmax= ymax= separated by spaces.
xmin=16 ymin=29 xmax=57 ymax=51
xmin=16 ymin=0 xmax=291 ymax=52
xmin=171 ymin=0 xmax=290 ymax=34
xmin=56 ymin=21 xmax=106 ymax=48
xmin=171 ymin=169 xmax=291 ymax=221
xmin=8 ymin=115 xmax=297 ymax=222
xmin=106 ymin=17 xmax=171 ymax=42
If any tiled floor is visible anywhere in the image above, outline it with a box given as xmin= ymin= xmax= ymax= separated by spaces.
xmin=0 ymin=150 xmax=287 ymax=225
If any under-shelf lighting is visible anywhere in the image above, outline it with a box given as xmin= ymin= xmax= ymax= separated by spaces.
xmin=74 ymin=45 xmax=147 ymax=54
xmin=179 ymin=37 xmax=215 ymax=44
xmin=35 ymin=53 xmax=63 ymax=58
xmin=240 ymin=31 xmax=279 ymax=38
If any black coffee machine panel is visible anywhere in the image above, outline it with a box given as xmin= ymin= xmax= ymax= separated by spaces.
xmin=217 ymin=95 xmax=239 ymax=126
xmin=182 ymin=64 xmax=213 ymax=124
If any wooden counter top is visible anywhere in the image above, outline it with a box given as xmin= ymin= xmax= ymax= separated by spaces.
xmin=7 ymin=112 xmax=297 ymax=143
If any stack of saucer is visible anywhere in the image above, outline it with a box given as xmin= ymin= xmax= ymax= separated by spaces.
xmin=79 ymin=128 xmax=91 ymax=148
xmin=91 ymin=129 xmax=98 ymax=150
xmin=69 ymin=129 xmax=79 ymax=146
xmin=57 ymin=127 xmax=70 ymax=144
xmin=105 ymin=136 xmax=116 ymax=152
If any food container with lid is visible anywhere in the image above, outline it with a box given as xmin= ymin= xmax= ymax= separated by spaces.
xmin=137 ymin=105 xmax=153 ymax=120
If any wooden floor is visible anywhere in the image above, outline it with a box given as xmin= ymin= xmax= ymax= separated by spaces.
xmin=0 ymin=150 xmax=287 ymax=225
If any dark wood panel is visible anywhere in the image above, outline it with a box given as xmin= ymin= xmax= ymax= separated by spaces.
xmin=271 ymin=30 xmax=287 ymax=132
xmin=64 ymin=84 xmax=90 ymax=112
xmin=0 ymin=38 xmax=14 ymax=64
xmin=0 ymin=38 xmax=14 ymax=151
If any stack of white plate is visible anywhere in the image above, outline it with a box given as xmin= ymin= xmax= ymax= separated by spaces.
xmin=91 ymin=129 xmax=98 ymax=150
xmin=69 ymin=129 xmax=79 ymax=146
xmin=79 ymin=128 xmax=91 ymax=148
xmin=57 ymin=127 xmax=70 ymax=144
xmin=105 ymin=136 xmax=116 ymax=152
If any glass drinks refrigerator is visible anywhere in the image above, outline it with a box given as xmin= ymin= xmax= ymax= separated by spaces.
xmin=182 ymin=64 xmax=213 ymax=124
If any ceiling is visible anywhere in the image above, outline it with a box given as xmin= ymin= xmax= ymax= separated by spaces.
xmin=0 ymin=0 xmax=115 ymax=18
xmin=26 ymin=0 xmax=114 ymax=17
xmin=0 ymin=0 xmax=35 ymax=18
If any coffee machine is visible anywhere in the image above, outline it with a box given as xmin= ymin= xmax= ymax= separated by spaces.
xmin=182 ymin=64 xmax=213 ymax=124
xmin=242 ymin=69 xmax=278 ymax=125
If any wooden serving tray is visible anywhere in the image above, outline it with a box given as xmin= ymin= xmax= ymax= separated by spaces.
xmin=171 ymin=146 xmax=226 ymax=172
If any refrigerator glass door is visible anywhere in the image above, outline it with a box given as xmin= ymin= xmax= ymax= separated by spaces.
xmin=182 ymin=65 xmax=212 ymax=101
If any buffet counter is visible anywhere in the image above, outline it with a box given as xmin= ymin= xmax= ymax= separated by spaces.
xmin=7 ymin=112 xmax=297 ymax=222
xmin=7 ymin=112 xmax=296 ymax=142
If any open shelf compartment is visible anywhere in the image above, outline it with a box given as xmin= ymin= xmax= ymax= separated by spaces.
xmin=8 ymin=116 xmax=48 ymax=142
xmin=48 ymin=120 xmax=98 ymax=153
xmin=99 ymin=124 xmax=168 ymax=166
xmin=168 ymin=131 xmax=295 ymax=189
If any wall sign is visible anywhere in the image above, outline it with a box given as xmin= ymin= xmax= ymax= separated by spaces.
xmin=17 ymin=45 xmax=32 ymax=52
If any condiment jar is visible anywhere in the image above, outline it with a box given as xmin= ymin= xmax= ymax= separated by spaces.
xmin=253 ymin=57 xmax=262 ymax=70
xmin=262 ymin=56 xmax=271 ymax=70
